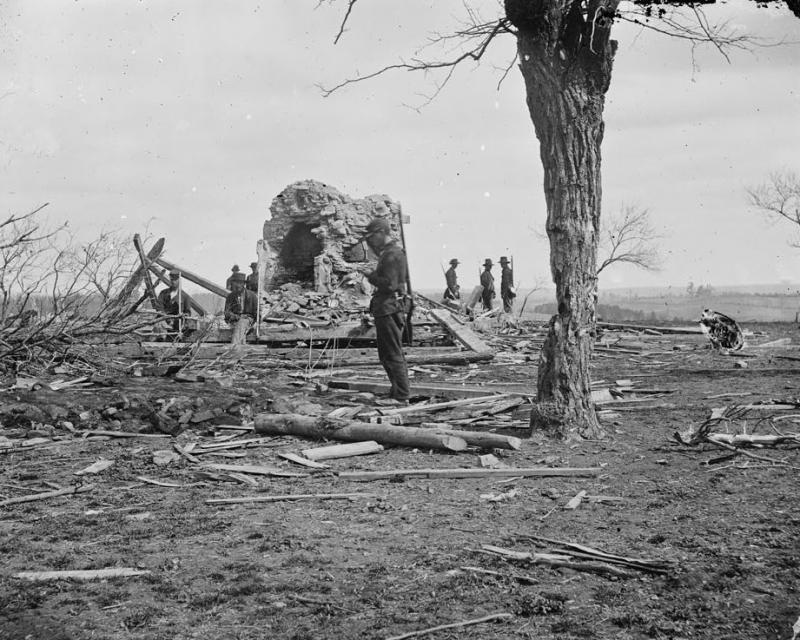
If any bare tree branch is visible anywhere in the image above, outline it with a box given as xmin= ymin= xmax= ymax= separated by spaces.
xmin=596 ymin=204 xmax=664 ymax=275
xmin=747 ymin=170 xmax=800 ymax=247
xmin=319 ymin=16 xmax=514 ymax=97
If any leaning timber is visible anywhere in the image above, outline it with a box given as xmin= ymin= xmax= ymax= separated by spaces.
xmin=254 ymin=413 xmax=468 ymax=452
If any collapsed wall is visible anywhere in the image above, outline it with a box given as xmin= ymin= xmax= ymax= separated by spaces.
xmin=260 ymin=179 xmax=402 ymax=292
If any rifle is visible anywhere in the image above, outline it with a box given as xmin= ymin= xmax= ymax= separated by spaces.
xmin=397 ymin=204 xmax=414 ymax=345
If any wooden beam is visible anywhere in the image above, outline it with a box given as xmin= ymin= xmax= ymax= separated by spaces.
xmin=148 ymin=264 xmax=208 ymax=316
xmin=339 ymin=467 xmax=601 ymax=481
xmin=154 ymin=256 xmax=230 ymax=298
xmin=428 ymin=308 xmax=492 ymax=354
xmin=112 ymin=237 xmax=164 ymax=308
xmin=132 ymin=234 xmax=161 ymax=311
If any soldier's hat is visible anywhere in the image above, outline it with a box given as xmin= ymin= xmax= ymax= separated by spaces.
xmin=231 ymin=264 xmax=240 ymax=272
xmin=230 ymin=272 xmax=246 ymax=283
xmin=250 ymin=261 xmax=258 ymax=268
xmin=499 ymin=256 xmax=509 ymax=264
xmin=483 ymin=258 xmax=493 ymax=267
xmin=168 ymin=269 xmax=180 ymax=278
xmin=449 ymin=258 xmax=459 ymax=266
xmin=364 ymin=217 xmax=391 ymax=238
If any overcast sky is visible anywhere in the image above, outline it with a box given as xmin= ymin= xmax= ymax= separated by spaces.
xmin=2 ymin=1 xmax=799 ymax=294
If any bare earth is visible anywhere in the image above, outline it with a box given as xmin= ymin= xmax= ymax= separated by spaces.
xmin=1 ymin=322 xmax=799 ymax=640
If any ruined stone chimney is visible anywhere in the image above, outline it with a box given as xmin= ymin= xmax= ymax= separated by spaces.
xmin=260 ymin=179 xmax=402 ymax=292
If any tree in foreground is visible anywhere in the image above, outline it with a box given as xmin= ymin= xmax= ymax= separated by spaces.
xmin=322 ymin=0 xmax=799 ymax=439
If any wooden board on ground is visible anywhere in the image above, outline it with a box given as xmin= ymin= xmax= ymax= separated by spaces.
xmin=326 ymin=379 xmax=533 ymax=400
xmin=428 ymin=308 xmax=492 ymax=354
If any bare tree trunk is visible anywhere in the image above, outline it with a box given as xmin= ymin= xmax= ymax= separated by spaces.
xmin=506 ymin=0 xmax=618 ymax=439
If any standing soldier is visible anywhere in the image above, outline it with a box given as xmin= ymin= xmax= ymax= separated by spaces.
xmin=479 ymin=258 xmax=495 ymax=310
xmin=224 ymin=273 xmax=258 ymax=345
xmin=443 ymin=258 xmax=460 ymax=301
xmin=225 ymin=264 xmax=241 ymax=290
xmin=361 ymin=218 xmax=410 ymax=403
xmin=245 ymin=261 xmax=259 ymax=292
xmin=499 ymin=256 xmax=516 ymax=313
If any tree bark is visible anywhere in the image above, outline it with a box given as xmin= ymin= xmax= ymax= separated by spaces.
xmin=506 ymin=0 xmax=619 ymax=439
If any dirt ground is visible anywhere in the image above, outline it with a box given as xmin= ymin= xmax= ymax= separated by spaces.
xmin=1 ymin=322 xmax=799 ymax=640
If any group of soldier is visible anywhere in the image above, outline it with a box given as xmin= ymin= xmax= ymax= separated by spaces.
xmin=154 ymin=225 xmax=520 ymax=406
xmin=444 ymin=255 xmax=516 ymax=313
xmin=155 ymin=261 xmax=261 ymax=345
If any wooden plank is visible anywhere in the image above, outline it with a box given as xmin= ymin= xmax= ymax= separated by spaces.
xmin=154 ymin=256 xmax=230 ymax=298
xmin=429 ymin=308 xmax=492 ymax=354
xmin=204 ymin=463 xmax=307 ymax=478
xmin=276 ymin=452 xmax=329 ymax=469
xmin=302 ymin=441 xmax=384 ymax=461
xmin=206 ymin=492 xmax=377 ymax=505
xmin=14 ymin=568 xmax=150 ymax=581
xmin=339 ymin=467 xmax=601 ymax=481
xmin=327 ymin=379 xmax=533 ymax=400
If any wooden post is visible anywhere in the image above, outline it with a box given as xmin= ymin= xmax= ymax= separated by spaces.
xmin=112 ymin=237 xmax=165 ymax=309
xmin=132 ymin=234 xmax=161 ymax=311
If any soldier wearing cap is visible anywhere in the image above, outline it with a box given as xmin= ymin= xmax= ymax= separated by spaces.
xmin=157 ymin=269 xmax=192 ymax=336
xmin=479 ymin=258 xmax=495 ymax=310
xmin=443 ymin=258 xmax=460 ymax=301
xmin=362 ymin=217 xmax=410 ymax=403
xmin=225 ymin=264 xmax=241 ymax=291
xmin=499 ymin=256 xmax=516 ymax=313
xmin=245 ymin=261 xmax=259 ymax=292
xmin=224 ymin=272 xmax=259 ymax=345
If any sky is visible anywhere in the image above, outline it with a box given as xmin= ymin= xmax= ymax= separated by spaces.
xmin=1 ymin=0 xmax=799 ymax=295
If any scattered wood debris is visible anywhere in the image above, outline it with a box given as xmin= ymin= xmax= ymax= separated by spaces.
xmin=384 ymin=612 xmax=513 ymax=640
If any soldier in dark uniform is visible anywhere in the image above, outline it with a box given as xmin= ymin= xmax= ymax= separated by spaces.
xmin=224 ymin=272 xmax=259 ymax=344
xmin=225 ymin=264 xmax=241 ymax=290
xmin=479 ymin=258 xmax=495 ymax=310
xmin=443 ymin=258 xmax=460 ymax=300
xmin=499 ymin=256 xmax=516 ymax=313
xmin=156 ymin=269 xmax=191 ymax=336
xmin=245 ymin=262 xmax=259 ymax=292
xmin=362 ymin=217 xmax=410 ymax=403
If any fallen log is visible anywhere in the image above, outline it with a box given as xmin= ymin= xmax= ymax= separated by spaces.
xmin=254 ymin=413 xmax=468 ymax=453
xmin=339 ymin=467 xmax=600 ymax=481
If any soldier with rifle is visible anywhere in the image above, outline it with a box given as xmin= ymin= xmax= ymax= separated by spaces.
xmin=361 ymin=217 xmax=410 ymax=403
